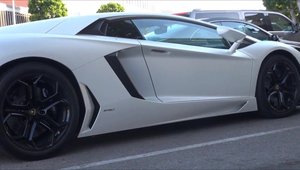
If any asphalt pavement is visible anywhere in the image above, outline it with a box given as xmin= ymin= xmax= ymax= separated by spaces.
xmin=1 ymin=110 xmax=300 ymax=170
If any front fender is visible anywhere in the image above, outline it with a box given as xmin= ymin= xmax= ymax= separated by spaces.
xmin=239 ymin=41 xmax=300 ymax=98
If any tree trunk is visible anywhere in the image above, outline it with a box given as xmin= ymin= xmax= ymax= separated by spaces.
xmin=290 ymin=3 xmax=297 ymax=22
xmin=290 ymin=8 xmax=296 ymax=22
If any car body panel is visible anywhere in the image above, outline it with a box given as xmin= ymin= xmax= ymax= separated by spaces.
xmin=139 ymin=40 xmax=253 ymax=101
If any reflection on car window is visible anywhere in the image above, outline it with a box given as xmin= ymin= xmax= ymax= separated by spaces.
xmin=269 ymin=14 xmax=293 ymax=31
xmin=221 ymin=21 xmax=270 ymax=40
xmin=132 ymin=19 xmax=229 ymax=49
xmin=220 ymin=22 xmax=245 ymax=32
xmin=106 ymin=20 xmax=143 ymax=39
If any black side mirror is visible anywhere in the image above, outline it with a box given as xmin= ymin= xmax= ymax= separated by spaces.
xmin=269 ymin=34 xmax=279 ymax=41
xmin=293 ymin=23 xmax=299 ymax=32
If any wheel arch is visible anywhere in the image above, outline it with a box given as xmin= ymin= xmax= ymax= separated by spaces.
xmin=260 ymin=50 xmax=300 ymax=78
xmin=0 ymin=57 xmax=86 ymax=135
xmin=255 ymin=49 xmax=300 ymax=103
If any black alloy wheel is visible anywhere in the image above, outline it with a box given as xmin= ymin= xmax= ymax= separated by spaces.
xmin=256 ymin=55 xmax=300 ymax=118
xmin=0 ymin=62 xmax=80 ymax=160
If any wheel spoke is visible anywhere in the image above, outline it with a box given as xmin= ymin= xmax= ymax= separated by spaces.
xmin=40 ymin=115 xmax=67 ymax=134
xmin=17 ymin=80 xmax=33 ymax=100
xmin=31 ymin=75 xmax=44 ymax=103
xmin=267 ymin=91 xmax=278 ymax=106
xmin=266 ymin=71 xmax=276 ymax=84
xmin=22 ymin=118 xmax=30 ymax=138
xmin=33 ymin=75 xmax=43 ymax=85
xmin=268 ymin=91 xmax=282 ymax=110
xmin=28 ymin=121 xmax=37 ymax=141
xmin=3 ymin=112 xmax=26 ymax=124
xmin=282 ymin=90 xmax=295 ymax=97
xmin=41 ymin=82 xmax=59 ymax=103
xmin=266 ymin=86 xmax=276 ymax=95
xmin=280 ymin=70 xmax=293 ymax=85
xmin=278 ymin=91 xmax=288 ymax=110
xmin=271 ymin=64 xmax=281 ymax=83
xmin=41 ymin=100 xmax=68 ymax=115
xmin=4 ymin=105 xmax=29 ymax=115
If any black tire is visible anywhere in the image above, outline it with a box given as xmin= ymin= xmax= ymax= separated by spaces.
xmin=256 ymin=55 xmax=300 ymax=118
xmin=0 ymin=62 xmax=80 ymax=160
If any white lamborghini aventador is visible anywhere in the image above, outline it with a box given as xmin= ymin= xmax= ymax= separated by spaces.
xmin=0 ymin=13 xmax=299 ymax=160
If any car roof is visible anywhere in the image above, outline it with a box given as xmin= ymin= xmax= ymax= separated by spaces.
xmin=191 ymin=10 xmax=280 ymax=13
xmin=0 ymin=12 xmax=218 ymax=35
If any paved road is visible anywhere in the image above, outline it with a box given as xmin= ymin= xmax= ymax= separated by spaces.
xmin=1 ymin=110 xmax=300 ymax=170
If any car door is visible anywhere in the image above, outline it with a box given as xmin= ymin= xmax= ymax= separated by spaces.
xmin=132 ymin=18 xmax=253 ymax=103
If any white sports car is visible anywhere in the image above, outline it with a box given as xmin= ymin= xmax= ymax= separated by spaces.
xmin=0 ymin=13 xmax=299 ymax=160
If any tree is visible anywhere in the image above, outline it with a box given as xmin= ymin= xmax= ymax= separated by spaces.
xmin=97 ymin=2 xmax=125 ymax=13
xmin=28 ymin=0 xmax=68 ymax=21
xmin=263 ymin=0 xmax=299 ymax=22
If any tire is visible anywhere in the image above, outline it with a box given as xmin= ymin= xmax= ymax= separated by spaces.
xmin=0 ymin=62 xmax=80 ymax=160
xmin=256 ymin=55 xmax=300 ymax=118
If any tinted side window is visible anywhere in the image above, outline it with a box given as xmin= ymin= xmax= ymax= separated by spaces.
xmin=106 ymin=20 xmax=143 ymax=39
xmin=269 ymin=14 xmax=293 ymax=31
xmin=221 ymin=21 xmax=270 ymax=40
xmin=245 ymin=12 xmax=271 ymax=31
xmin=132 ymin=19 xmax=229 ymax=49
xmin=78 ymin=19 xmax=106 ymax=35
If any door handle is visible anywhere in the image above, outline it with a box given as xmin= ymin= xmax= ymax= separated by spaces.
xmin=151 ymin=49 xmax=168 ymax=53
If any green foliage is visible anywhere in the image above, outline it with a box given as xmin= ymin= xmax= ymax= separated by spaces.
xmin=97 ymin=2 xmax=125 ymax=13
xmin=263 ymin=0 xmax=299 ymax=22
xmin=28 ymin=0 xmax=68 ymax=21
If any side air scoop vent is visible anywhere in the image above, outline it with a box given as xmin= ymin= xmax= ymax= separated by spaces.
xmin=105 ymin=52 xmax=144 ymax=100
xmin=86 ymin=86 xmax=100 ymax=129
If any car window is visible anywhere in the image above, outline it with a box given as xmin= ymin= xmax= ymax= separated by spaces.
xmin=268 ymin=14 xmax=293 ymax=31
xmin=245 ymin=12 xmax=271 ymax=31
xmin=106 ymin=20 xmax=143 ymax=39
xmin=220 ymin=21 xmax=245 ymax=32
xmin=221 ymin=21 xmax=270 ymax=40
xmin=78 ymin=19 xmax=106 ymax=35
xmin=132 ymin=19 xmax=229 ymax=49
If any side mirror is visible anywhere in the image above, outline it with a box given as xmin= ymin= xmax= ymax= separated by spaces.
xmin=293 ymin=23 xmax=299 ymax=32
xmin=217 ymin=26 xmax=246 ymax=53
xmin=269 ymin=34 xmax=279 ymax=41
